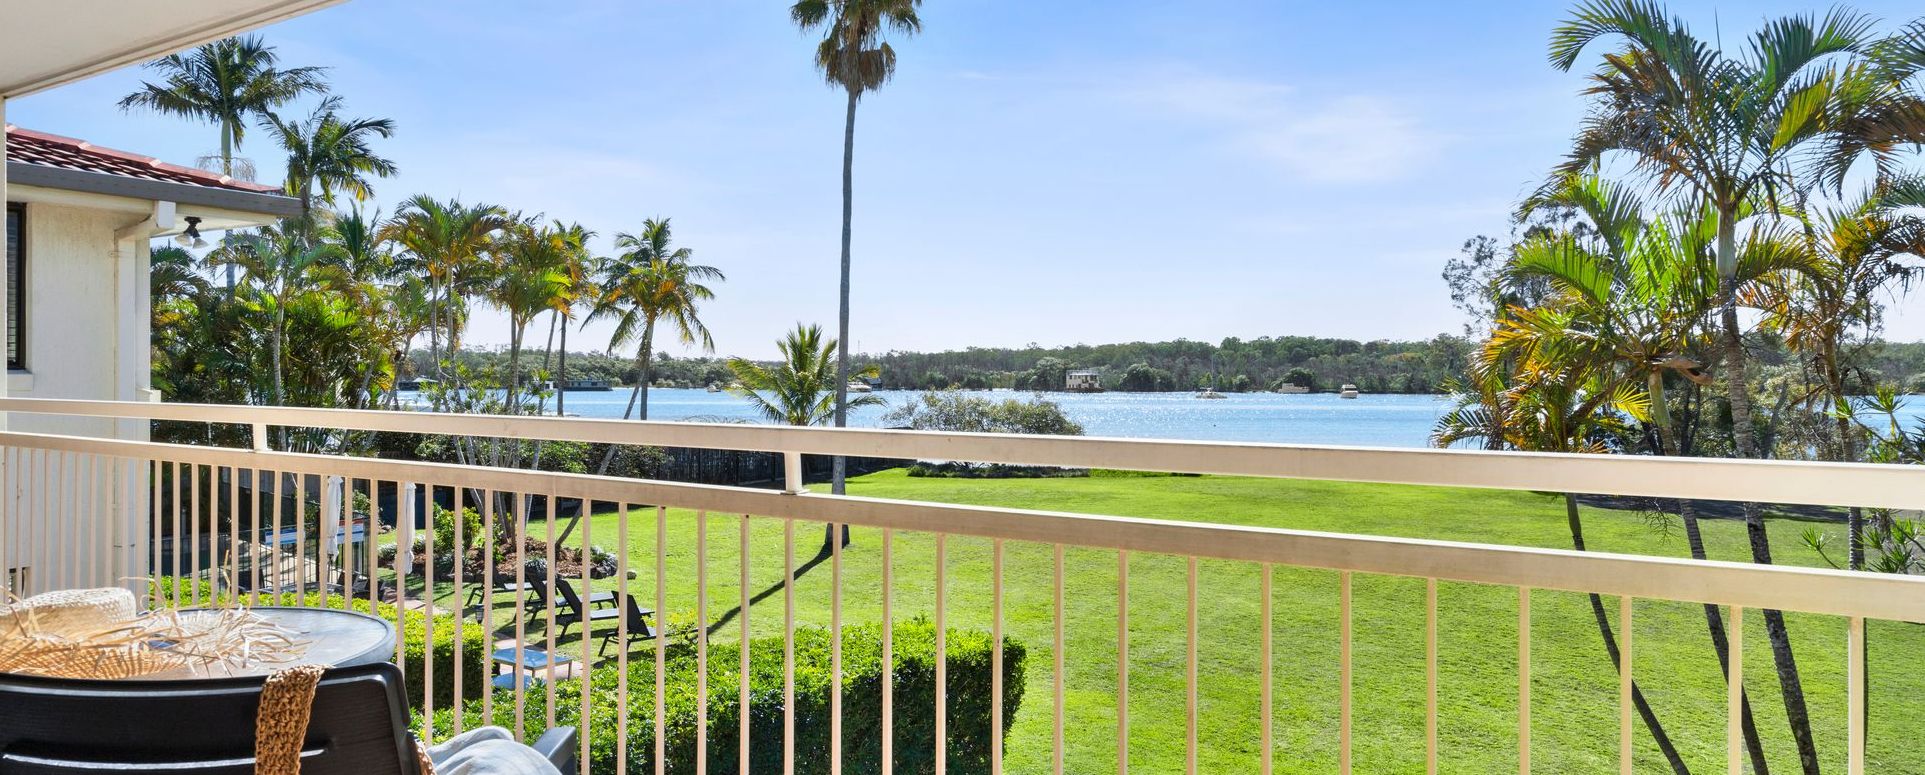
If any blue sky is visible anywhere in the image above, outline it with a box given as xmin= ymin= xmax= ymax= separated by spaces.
xmin=12 ymin=0 xmax=1925 ymax=357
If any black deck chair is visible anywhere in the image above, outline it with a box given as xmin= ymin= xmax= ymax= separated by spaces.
xmin=0 ymin=662 xmax=576 ymax=775
xmin=529 ymin=577 xmax=615 ymax=617
xmin=552 ymin=579 xmax=655 ymax=655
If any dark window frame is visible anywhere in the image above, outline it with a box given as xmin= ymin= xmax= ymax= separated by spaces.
xmin=5 ymin=202 xmax=22 ymax=371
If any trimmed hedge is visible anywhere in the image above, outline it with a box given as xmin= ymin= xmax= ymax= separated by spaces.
xmin=149 ymin=577 xmax=488 ymax=711
xmin=435 ymin=618 xmax=1024 ymax=775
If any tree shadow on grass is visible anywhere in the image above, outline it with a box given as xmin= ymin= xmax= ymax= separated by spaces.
xmin=703 ymin=542 xmax=834 ymax=638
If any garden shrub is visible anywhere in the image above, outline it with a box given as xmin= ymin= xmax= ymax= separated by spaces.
xmin=148 ymin=577 xmax=488 ymax=711
xmin=434 ymin=618 xmax=1024 ymax=775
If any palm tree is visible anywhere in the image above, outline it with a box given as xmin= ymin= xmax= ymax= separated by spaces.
xmin=119 ymin=35 xmax=328 ymax=292
xmin=1436 ymin=315 xmax=1698 ymax=773
xmin=205 ymin=224 xmax=341 ymax=416
xmin=590 ymin=219 xmax=722 ymax=421
xmin=118 ymin=35 xmax=328 ymax=180
xmin=790 ymin=0 xmax=923 ymax=495
xmin=489 ymin=219 xmax=576 ymax=412
xmin=540 ymin=222 xmax=597 ymax=417
xmin=729 ymin=323 xmax=882 ymax=427
xmin=262 ymin=96 xmax=397 ymax=218
xmin=1508 ymin=175 xmax=1802 ymax=771
xmin=1756 ymin=183 xmax=1925 ymax=568
xmin=316 ymin=206 xmax=399 ymax=409
xmin=381 ymin=196 xmax=509 ymax=382
xmin=1548 ymin=7 xmax=1925 ymax=769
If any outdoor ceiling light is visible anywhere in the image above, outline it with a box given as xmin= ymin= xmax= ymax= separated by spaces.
xmin=174 ymin=216 xmax=206 ymax=249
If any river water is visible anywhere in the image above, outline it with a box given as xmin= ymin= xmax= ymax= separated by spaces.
xmin=537 ymin=389 xmax=1458 ymax=447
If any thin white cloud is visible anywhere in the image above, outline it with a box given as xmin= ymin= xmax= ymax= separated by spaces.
xmin=1123 ymin=70 xmax=1436 ymax=184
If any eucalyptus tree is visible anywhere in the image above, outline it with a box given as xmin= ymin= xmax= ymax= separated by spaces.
xmin=790 ymin=0 xmax=923 ymax=495
xmin=590 ymin=218 xmax=722 ymax=426
xmin=262 ymin=96 xmax=397 ymax=218
xmin=729 ymin=324 xmax=883 ymax=427
xmin=1548 ymin=6 xmax=1925 ymax=768
xmin=381 ymin=196 xmax=510 ymax=380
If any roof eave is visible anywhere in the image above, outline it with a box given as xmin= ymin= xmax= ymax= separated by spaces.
xmin=0 ymin=0 xmax=350 ymax=99
xmin=7 ymin=161 xmax=301 ymax=220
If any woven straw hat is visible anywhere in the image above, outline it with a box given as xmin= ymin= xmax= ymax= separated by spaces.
xmin=0 ymin=587 xmax=298 ymax=679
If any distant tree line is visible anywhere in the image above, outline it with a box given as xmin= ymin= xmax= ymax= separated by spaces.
xmin=862 ymin=336 xmax=1477 ymax=394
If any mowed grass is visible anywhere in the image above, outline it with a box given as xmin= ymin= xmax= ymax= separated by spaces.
xmin=463 ymin=470 xmax=1925 ymax=774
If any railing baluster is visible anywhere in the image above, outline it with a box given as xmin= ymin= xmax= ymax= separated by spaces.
xmin=1619 ymin=596 xmax=1633 ymax=775
xmin=545 ymin=488 xmax=559 ymax=730
xmin=1117 ymin=549 xmax=1128 ymax=775
xmin=171 ymin=460 xmax=182 ymax=605
xmin=1340 ymin=570 xmax=1351 ymax=775
xmin=739 ymin=513 xmax=751 ymax=775
xmin=293 ymin=472 xmax=305 ymax=606
xmin=882 ymin=527 xmax=895 ymax=775
xmin=992 ymin=539 xmax=1004 ymax=775
xmin=625 ymin=503 xmax=641 ymax=775
xmin=0 ymin=448 xmax=10 ymax=597
xmin=1519 ymin=586 xmax=1531 ymax=775
xmin=269 ymin=469 xmax=282 ymax=601
xmin=1425 ymin=578 xmax=1439 ymax=775
xmin=365 ymin=480 xmax=377 ymax=611
xmin=1185 ymin=555 xmax=1197 ymax=775
xmin=514 ymin=488 xmax=528 ymax=741
xmin=453 ymin=484 xmax=466 ymax=736
xmin=697 ymin=510 xmax=709 ymax=775
xmin=227 ymin=464 xmax=239 ymax=598
xmin=424 ymin=482 xmax=437 ymax=739
xmin=1264 ymin=565 xmax=1275 ymax=775
xmin=832 ymin=521 xmax=844 ymax=775
xmin=1728 ymin=605 xmax=1743 ymax=775
xmin=936 ymin=532 xmax=948 ymax=775
xmin=579 ymin=498 xmax=593 ymax=775
xmin=1848 ymin=615 xmax=1865 ymax=775
xmin=149 ymin=458 xmax=160 ymax=605
xmin=482 ymin=487 xmax=495 ymax=728
xmin=189 ymin=461 xmax=199 ymax=602
xmin=397 ymin=481 xmax=413 ymax=671
xmin=1053 ymin=543 xmax=1064 ymax=775
xmin=648 ymin=504 xmax=662 ymax=775
xmin=784 ymin=518 xmax=796 ymax=775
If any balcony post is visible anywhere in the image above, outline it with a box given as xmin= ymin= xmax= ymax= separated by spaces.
xmin=251 ymin=422 xmax=268 ymax=452
xmin=783 ymin=450 xmax=804 ymax=494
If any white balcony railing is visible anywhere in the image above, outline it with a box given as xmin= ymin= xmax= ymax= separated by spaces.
xmin=2 ymin=396 xmax=1923 ymax=775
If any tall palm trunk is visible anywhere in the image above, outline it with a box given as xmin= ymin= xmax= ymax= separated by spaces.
xmin=830 ymin=82 xmax=858 ymax=498
xmin=1565 ymin=493 xmax=1691 ymax=774
xmin=1717 ymin=214 xmax=1819 ymax=775
xmin=595 ymin=318 xmax=656 ymax=476
xmin=221 ymin=123 xmax=237 ymax=294
xmin=1653 ymin=372 xmax=1771 ymax=773
xmin=505 ymin=324 xmax=524 ymax=412
xmin=557 ymin=318 xmax=569 ymax=417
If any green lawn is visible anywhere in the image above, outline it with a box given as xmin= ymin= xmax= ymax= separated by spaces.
xmin=434 ymin=471 xmax=1924 ymax=774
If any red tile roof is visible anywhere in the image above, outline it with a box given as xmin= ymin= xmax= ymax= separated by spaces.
xmin=4 ymin=124 xmax=283 ymax=194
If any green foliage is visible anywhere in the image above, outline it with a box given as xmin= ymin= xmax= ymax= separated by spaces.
xmin=882 ymin=391 xmax=1083 ymax=436
xmin=434 ymin=619 xmax=1024 ymax=775
xmin=870 ymin=336 xmax=1473 ymax=395
xmin=149 ymin=577 xmax=488 ymax=711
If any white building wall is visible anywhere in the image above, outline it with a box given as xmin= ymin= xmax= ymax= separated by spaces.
xmin=8 ymin=202 xmax=150 ymax=440
xmin=2 ymin=201 xmax=153 ymax=594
